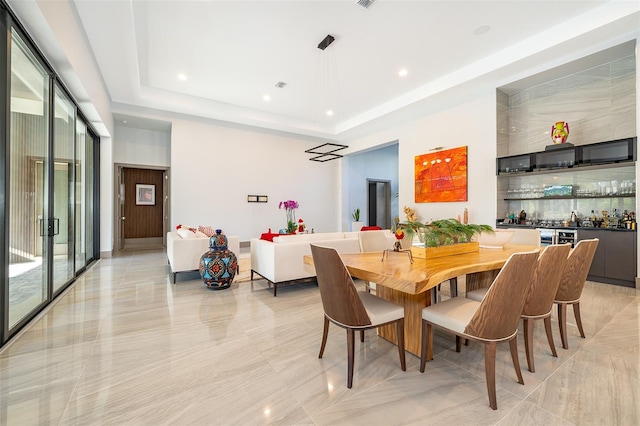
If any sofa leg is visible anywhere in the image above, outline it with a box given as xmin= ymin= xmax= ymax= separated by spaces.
xmin=251 ymin=270 xmax=254 ymax=281
xmin=173 ymin=272 xmax=177 ymax=284
xmin=273 ymin=283 xmax=278 ymax=297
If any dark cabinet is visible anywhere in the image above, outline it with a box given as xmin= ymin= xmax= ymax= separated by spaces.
xmin=607 ymin=232 xmax=636 ymax=283
xmin=579 ymin=138 xmax=636 ymax=165
xmin=535 ymin=147 xmax=575 ymax=169
xmin=496 ymin=154 xmax=532 ymax=174
xmin=577 ymin=229 xmax=605 ymax=277
xmin=497 ymin=137 xmax=636 ymax=175
xmin=578 ymin=230 xmax=636 ymax=287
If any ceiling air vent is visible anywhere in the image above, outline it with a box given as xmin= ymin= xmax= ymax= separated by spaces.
xmin=356 ymin=0 xmax=375 ymax=9
xmin=275 ymin=81 xmax=287 ymax=88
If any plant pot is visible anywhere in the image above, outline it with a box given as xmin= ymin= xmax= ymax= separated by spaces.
xmin=351 ymin=221 xmax=364 ymax=232
xmin=400 ymin=233 xmax=414 ymax=249
xmin=410 ymin=241 xmax=480 ymax=259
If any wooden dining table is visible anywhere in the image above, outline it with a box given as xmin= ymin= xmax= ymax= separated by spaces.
xmin=303 ymin=244 xmax=539 ymax=357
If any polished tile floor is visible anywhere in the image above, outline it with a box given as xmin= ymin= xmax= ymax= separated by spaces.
xmin=1 ymin=248 xmax=638 ymax=425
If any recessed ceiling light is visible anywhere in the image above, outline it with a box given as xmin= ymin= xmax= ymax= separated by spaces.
xmin=473 ymin=25 xmax=491 ymax=36
xmin=177 ymin=73 xmax=188 ymax=81
xmin=263 ymin=95 xmax=271 ymax=102
xmin=326 ymin=110 xmax=334 ymax=116
xmin=398 ymin=68 xmax=408 ymax=77
xmin=122 ymin=120 xmax=127 ymax=124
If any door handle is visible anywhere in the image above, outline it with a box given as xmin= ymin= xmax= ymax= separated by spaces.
xmin=46 ymin=218 xmax=54 ymax=237
xmin=53 ymin=218 xmax=60 ymax=236
xmin=39 ymin=218 xmax=46 ymax=236
xmin=121 ymin=216 xmax=125 ymax=220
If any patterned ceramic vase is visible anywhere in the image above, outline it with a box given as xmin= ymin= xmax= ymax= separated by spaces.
xmin=551 ymin=121 xmax=570 ymax=144
xmin=199 ymin=229 xmax=238 ymax=289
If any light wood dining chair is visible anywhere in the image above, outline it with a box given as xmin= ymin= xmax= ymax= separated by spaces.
xmin=554 ymin=238 xmax=599 ymax=349
xmin=420 ymin=249 xmax=539 ymax=410
xmin=467 ymin=244 xmax=571 ymax=372
xmin=310 ymin=244 xmax=406 ymax=389
xmin=358 ymin=230 xmax=394 ymax=293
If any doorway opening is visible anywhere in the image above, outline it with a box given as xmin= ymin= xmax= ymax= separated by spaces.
xmin=114 ymin=164 xmax=169 ymax=251
xmin=367 ymin=179 xmax=391 ymax=229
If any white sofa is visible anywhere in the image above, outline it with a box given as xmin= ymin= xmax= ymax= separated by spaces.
xmin=167 ymin=231 xmax=240 ymax=283
xmin=250 ymin=231 xmax=395 ymax=296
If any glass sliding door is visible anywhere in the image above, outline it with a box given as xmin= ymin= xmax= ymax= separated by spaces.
xmin=85 ymin=129 xmax=95 ymax=263
xmin=75 ymin=119 xmax=86 ymax=273
xmin=7 ymin=29 xmax=50 ymax=329
xmin=52 ymin=85 xmax=76 ymax=292
xmin=2 ymin=9 xmax=101 ymax=347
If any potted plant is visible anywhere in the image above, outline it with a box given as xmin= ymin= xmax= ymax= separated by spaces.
xmin=420 ymin=218 xmax=494 ymax=247
xmin=412 ymin=218 xmax=495 ymax=258
xmin=351 ymin=208 xmax=364 ymax=232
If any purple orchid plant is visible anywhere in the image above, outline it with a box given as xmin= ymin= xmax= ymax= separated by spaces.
xmin=279 ymin=200 xmax=299 ymax=233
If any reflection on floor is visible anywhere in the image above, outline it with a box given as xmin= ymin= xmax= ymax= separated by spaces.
xmin=0 ymin=248 xmax=638 ymax=425
xmin=8 ymin=254 xmax=74 ymax=328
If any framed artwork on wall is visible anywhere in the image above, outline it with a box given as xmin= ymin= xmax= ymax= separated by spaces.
xmin=136 ymin=184 xmax=155 ymax=205
xmin=414 ymin=146 xmax=468 ymax=202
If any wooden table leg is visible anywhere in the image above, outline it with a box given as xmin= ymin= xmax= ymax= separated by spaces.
xmin=449 ymin=277 xmax=458 ymax=297
xmin=376 ymin=285 xmax=431 ymax=356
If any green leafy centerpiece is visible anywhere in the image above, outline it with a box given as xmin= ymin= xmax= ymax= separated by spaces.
xmin=412 ymin=218 xmax=495 ymax=259
xmin=421 ymin=219 xmax=494 ymax=247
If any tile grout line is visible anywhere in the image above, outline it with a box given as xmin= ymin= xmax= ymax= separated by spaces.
xmin=497 ymin=294 xmax=638 ymax=425
xmin=56 ymin=251 xmax=137 ymax=425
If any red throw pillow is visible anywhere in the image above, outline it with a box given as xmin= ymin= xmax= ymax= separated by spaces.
xmin=260 ymin=228 xmax=282 ymax=242
xmin=361 ymin=226 xmax=382 ymax=231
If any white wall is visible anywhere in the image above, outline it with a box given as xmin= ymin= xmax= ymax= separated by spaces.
xmin=114 ymin=126 xmax=171 ymax=167
xmin=343 ymin=143 xmax=399 ymax=230
xmin=345 ymin=88 xmax=498 ymax=228
xmin=170 ymin=119 xmax=340 ymax=241
xmin=99 ymin=137 xmax=114 ymax=253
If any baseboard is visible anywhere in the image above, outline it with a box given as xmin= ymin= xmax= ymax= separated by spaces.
xmin=636 ymin=276 xmax=639 ymax=289
xmin=240 ymin=241 xmax=250 ymax=248
xmin=124 ymin=237 xmax=164 ymax=249
xmin=100 ymin=250 xmax=113 ymax=258
xmin=588 ymin=274 xmax=635 ymax=288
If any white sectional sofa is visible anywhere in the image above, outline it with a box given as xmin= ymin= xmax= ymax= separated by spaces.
xmin=250 ymin=231 xmax=395 ymax=296
xmin=167 ymin=231 xmax=240 ymax=283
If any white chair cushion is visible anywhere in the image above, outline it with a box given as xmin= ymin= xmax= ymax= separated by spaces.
xmin=422 ymin=297 xmax=480 ymax=334
xmin=466 ymin=287 xmax=488 ymax=302
xmin=358 ymin=291 xmax=404 ymax=326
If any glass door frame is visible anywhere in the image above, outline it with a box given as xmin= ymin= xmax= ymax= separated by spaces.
xmin=0 ymin=6 xmax=101 ymax=346
xmin=51 ymin=81 xmax=77 ymax=295
xmin=0 ymin=4 xmax=8 ymax=347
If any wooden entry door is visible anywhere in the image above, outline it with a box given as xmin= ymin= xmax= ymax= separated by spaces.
xmin=123 ymin=168 xmax=164 ymax=240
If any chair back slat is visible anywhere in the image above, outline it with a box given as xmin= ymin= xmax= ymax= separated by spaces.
xmin=522 ymin=244 xmax=571 ymax=316
xmin=464 ymin=250 xmax=539 ymax=340
xmin=555 ymin=239 xmax=599 ymax=302
xmin=358 ymin=230 xmax=392 ymax=253
xmin=310 ymin=245 xmax=372 ymax=327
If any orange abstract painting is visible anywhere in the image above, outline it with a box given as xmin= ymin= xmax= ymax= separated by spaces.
xmin=414 ymin=146 xmax=467 ymax=202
